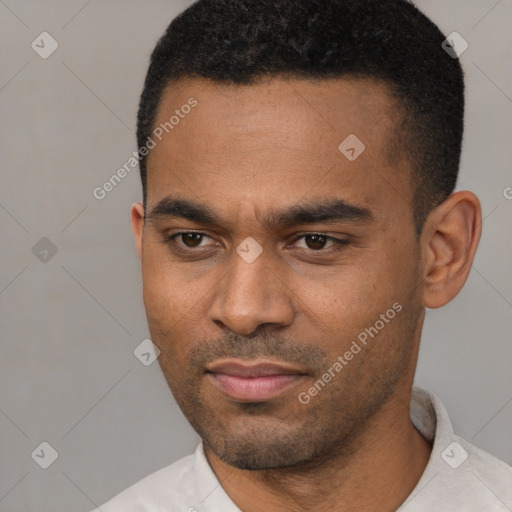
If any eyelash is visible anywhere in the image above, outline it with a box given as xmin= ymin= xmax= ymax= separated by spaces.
xmin=161 ymin=231 xmax=350 ymax=254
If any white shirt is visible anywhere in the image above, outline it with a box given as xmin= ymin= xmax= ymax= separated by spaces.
xmin=93 ymin=387 xmax=512 ymax=511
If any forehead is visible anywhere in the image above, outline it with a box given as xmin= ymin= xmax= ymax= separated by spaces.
xmin=145 ymin=76 xmax=412 ymax=228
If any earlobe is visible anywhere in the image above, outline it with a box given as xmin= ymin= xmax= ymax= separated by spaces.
xmin=130 ymin=202 xmax=145 ymax=263
xmin=421 ymin=191 xmax=482 ymax=309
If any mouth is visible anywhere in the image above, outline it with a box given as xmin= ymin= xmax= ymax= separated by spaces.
xmin=205 ymin=359 xmax=307 ymax=402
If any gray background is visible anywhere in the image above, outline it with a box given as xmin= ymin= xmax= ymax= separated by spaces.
xmin=0 ymin=0 xmax=511 ymax=510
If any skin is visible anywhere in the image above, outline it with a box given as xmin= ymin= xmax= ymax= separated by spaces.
xmin=130 ymin=76 xmax=481 ymax=512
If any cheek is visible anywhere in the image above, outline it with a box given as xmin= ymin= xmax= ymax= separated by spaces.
xmin=141 ymin=257 xmax=189 ymax=362
xmin=296 ymin=248 xmax=415 ymax=340
xmin=141 ymin=262 xmax=190 ymax=366
xmin=142 ymin=256 xmax=170 ymax=321
xmin=293 ymin=281 xmax=383 ymax=344
xmin=141 ymin=248 xmax=194 ymax=322
xmin=140 ymin=248 xmax=218 ymax=362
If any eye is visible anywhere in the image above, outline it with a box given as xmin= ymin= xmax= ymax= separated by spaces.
xmin=291 ymin=234 xmax=348 ymax=252
xmin=165 ymin=232 xmax=216 ymax=249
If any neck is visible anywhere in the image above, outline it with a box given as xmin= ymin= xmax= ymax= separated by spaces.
xmin=205 ymin=385 xmax=431 ymax=512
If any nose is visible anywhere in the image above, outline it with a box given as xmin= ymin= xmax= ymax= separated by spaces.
xmin=208 ymin=246 xmax=295 ymax=335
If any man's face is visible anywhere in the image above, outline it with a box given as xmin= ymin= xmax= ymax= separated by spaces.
xmin=135 ymin=77 xmax=426 ymax=470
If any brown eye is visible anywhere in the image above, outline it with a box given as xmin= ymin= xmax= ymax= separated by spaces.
xmin=303 ymin=234 xmax=329 ymax=250
xmin=179 ymin=233 xmax=204 ymax=247
xmin=162 ymin=232 xmax=214 ymax=250
xmin=291 ymin=234 xmax=349 ymax=253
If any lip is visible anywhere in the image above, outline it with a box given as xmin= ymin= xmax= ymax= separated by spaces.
xmin=206 ymin=359 xmax=306 ymax=402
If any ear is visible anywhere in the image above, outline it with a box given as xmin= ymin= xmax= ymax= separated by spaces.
xmin=130 ymin=202 xmax=145 ymax=263
xmin=420 ymin=190 xmax=482 ymax=309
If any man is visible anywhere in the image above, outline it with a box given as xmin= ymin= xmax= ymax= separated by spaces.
xmin=95 ymin=0 xmax=512 ymax=510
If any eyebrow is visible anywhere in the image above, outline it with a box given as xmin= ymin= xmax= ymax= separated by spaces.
xmin=146 ymin=196 xmax=373 ymax=228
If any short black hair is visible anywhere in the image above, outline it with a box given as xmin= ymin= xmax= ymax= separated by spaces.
xmin=137 ymin=0 xmax=464 ymax=233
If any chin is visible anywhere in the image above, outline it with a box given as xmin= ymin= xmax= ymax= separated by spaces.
xmin=202 ymin=425 xmax=332 ymax=471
